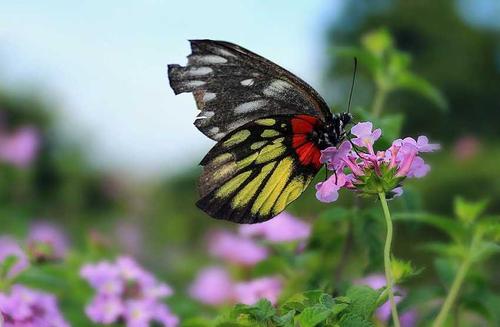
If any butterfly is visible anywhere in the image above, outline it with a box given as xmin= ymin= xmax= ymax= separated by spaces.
xmin=168 ymin=40 xmax=352 ymax=224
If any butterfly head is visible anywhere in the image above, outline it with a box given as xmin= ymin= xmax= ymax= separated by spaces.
xmin=314 ymin=112 xmax=352 ymax=149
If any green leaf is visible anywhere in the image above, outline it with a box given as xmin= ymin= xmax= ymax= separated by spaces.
xmin=420 ymin=242 xmax=466 ymax=259
xmin=339 ymin=313 xmax=375 ymax=327
xmin=392 ymin=212 xmax=465 ymax=241
xmin=282 ymin=290 xmax=324 ymax=312
xmin=295 ymin=304 xmax=332 ymax=327
xmin=232 ymin=300 xmax=276 ymax=322
xmin=343 ymin=285 xmax=381 ymax=319
xmin=471 ymin=241 xmax=500 ymax=263
xmin=273 ymin=310 xmax=295 ymax=327
xmin=396 ymin=72 xmax=448 ymax=111
xmin=361 ymin=28 xmax=393 ymax=57
xmin=454 ymin=197 xmax=489 ymax=225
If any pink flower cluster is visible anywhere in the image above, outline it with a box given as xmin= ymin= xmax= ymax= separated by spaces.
xmin=0 ymin=126 xmax=40 ymax=168
xmin=357 ymin=274 xmax=418 ymax=327
xmin=190 ymin=212 xmax=310 ymax=306
xmin=189 ymin=267 xmax=282 ymax=306
xmin=0 ymin=235 xmax=69 ymax=326
xmin=0 ymin=285 xmax=70 ymax=327
xmin=316 ymin=122 xmax=439 ymax=202
xmin=80 ymin=256 xmax=178 ymax=327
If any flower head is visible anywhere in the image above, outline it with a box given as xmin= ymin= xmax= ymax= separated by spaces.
xmin=320 ymin=141 xmax=352 ymax=171
xmin=238 ymin=212 xmax=311 ymax=243
xmin=351 ymin=122 xmax=382 ymax=153
xmin=0 ymin=126 xmax=40 ymax=167
xmin=81 ymin=256 xmax=177 ymax=327
xmin=315 ymin=172 xmax=347 ymax=203
xmin=208 ymin=230 xmax=268 ymax=266
xmin=0 ymin=284 xmax=70 ymax=327
xmin=27 ymin=222 xmax=69 ymax=262
xmin=188 ymin=266 xmax=234 ymax=306
xmin=316 ymin=122 xmax=438 ymax=203
xmin=233 ymin=277 xmax=282 ymax=305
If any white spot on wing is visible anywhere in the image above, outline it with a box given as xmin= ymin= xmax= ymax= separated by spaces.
xmin=203 ymin=92 xmax=216 ymax=102
xmin=190 ymin=55 xmax=227 ymax=64
xmin=240 ymin=79 xmax=254 ymax=86
xmin=209 ymin=127 xmax=219 ymax=135
xmin=214 ymin=132 xmax=226 ymax=140
xmin=204 ymin=111 xmax=215 ymax=118
xmin=188 ymin=67 xmax=213 ymax=76
xmin=227 ymin=119 xmax=248 ymax=131
xmin=234 ymin=100 xmax=268 ymax=114
xmin=185 ymin=80 xmax=206 ymax=88
xmin=263 ymin=80 xmax=292 ymax=97
xmin=216 ymin=48 xmax=237 ymax=58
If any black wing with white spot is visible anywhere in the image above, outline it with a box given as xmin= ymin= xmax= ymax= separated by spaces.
xmin=168 ymin=40 xmax=332 ymax=140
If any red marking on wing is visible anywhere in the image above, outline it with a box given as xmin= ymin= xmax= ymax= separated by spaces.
xmin=290 ymin=115 xmax=321 ymax=170
xmin=292 ymin=134 xmax=308 ymax=148
xmin=291 ymin=115 xmax=318 ymax=134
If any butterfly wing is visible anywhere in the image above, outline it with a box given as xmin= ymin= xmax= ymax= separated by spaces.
xmin=168 ymin=40 xmax=332 ymax=140
xmin=197 ymin=115 xmax=323 ymax=224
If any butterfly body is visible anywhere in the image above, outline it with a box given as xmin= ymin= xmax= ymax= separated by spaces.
xmin=168 ymin=40 xmax=350 ymax=224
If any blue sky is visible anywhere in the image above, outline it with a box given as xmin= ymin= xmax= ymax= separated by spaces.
xmin=0 ymin=1 xmax=344 ymax=176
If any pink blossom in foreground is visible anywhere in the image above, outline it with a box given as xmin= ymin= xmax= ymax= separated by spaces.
xmin=80 ymin=256 xmax=178 ymax=327
xmin=233 ymin=277 xmax=282 ymax=305
xmin=316 ymin=122 xmax=439 ymax=203
xmin=208 ymin=230 xmax=268 ymax=266
xmin=188 ymin=267 xmax=283 ymax=307
xmin=357 ymin=274 xmax=417 ymax=327
xmin=27 ymin=222 xmax=69 ymax=261
xmin=0 ymin=237 xmax=29 ymax=278
xmin=0 ymin=126 xmax=40 ymax=167
xmin=238 ymin=212 xmax=311 ymax=243
xmin=188 ymin=266 xmax=234 ymax=306
xmin=0 ymin=284 xmax=69 ymax=327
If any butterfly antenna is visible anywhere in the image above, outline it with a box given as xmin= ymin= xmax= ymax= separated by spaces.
xmin=347 ymin=57 xmax=358 ymax=114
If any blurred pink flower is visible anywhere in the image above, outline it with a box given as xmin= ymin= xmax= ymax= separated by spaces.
xmin=234 ymin=277 xmax=282 ymax=305
xmin=0 ymin=236 xmax=29 ymax=278
xmin=27 ymin=222 xmax=68 ymax=261
xmin=188 ymin=266 xmax=234 ymax=306
xmin=80 ymin=256 xmax=177 ymax=327
xmin=453 ymin=135 xmax=480 ymax=161
xmin=356 ymin=274 xmax=417 ymax=327
xmin=0 ymin=284 xmax=69 ymax=327
xmin=115 ymin=221 xmax=143 ymax=257
xmin=208 ymin=230 xmax=268 ymax=266
xmin=0 ymin=126 xmax=40 ymax=167
xmin=238 ymin=212 xmax=311 ymax=243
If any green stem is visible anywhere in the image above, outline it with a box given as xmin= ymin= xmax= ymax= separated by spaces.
xmin=372 ymin=87 xmax=388 ymax=118
xmin=432 ymin=256 xmax=471 ymax=327
xmin=378 ymin=192 xmax=400 ymax=327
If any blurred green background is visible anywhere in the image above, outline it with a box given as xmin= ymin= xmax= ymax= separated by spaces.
xmin=1 ymin=0 xmax=499 ymax=323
